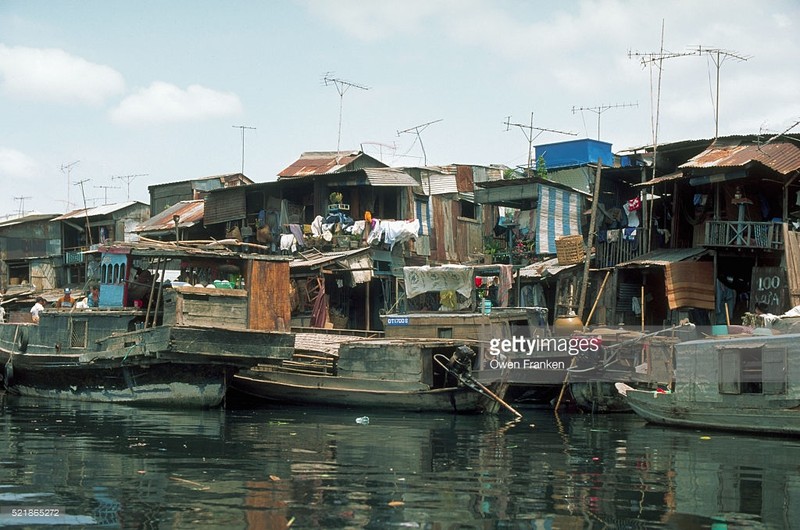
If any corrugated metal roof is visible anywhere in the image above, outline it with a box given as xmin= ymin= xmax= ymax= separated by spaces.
xmin=278 ymin=151 xmax=370 ymax=178
xmin=632 ymin=170 xmax=684 ymax=187
xmin=290 ymin=248 xmax=371 ymax=270
xmin=616 ymin=247 xmax=708 ymax=268
xmin=679 ymin=141 xmax=800 ymax=175
xmin=363 ymin=168 xmax=419 ymax=187
xmin=0 ymin=213 xmax=60 ymax=228
xmin=132 ymin=200 xmax=204 ymax=233
xmin=52 ymin=201 xmax=144 ymax=221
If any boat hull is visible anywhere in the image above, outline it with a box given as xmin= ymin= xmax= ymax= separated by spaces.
xmin=624 ymin=388 xmax=800 ymax=436
xmin=232 ymin=369 xmax=503 ymax=414
xmin=3 ymin=351 xmax=229 ymax=408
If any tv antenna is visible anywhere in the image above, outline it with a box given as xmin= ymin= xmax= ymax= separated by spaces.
xmin=232 ymin=125 xmax=256 ymax=174
xmin=112 ymin=174 xmax=148 ymax=200
xmin=688 ymin=45 xmax=750 ymax=139
xmin=13 ymin=196 xmax=32 ymax=217
xmin=572 ymin=102 xmax=638 ymax=140
xmin=360 ymin=141 xmax=397 ymax=163
xmin=60 ymin=160 xmax=80 ymax=210
xmin=397 ymin=119 xmax=443 ymax=166
xmin=323 ymin=73 xmax=369 ymax=153
xmin=504 ymin=113 xmax=576 ymax=176
xmin=94 ymin=184 xmax=120 ymax=205
xmin=74 ymin=179 xmax=93 ymax=246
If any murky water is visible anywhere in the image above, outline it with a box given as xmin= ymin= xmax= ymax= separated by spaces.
xmin=0 ymin=394 xmax=798 ymax=529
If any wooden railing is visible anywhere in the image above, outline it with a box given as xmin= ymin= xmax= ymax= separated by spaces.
xmin=704 ymin=221 xmax=783 ymax=250
xmin=594 ymin=228 xmax=650 ymax=268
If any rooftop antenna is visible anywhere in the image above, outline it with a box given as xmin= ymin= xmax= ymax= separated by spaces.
xmin=571 ymin=102 xmax=638 ymax=140
xmin=397 ymin=119 xmax=443 ymax=166
xmin=112 ymin=174 xmax=148 ymax=200
xmin=74 ymin=179 xmax=93 ymax=246
xmin=504 ymin=112 xmax=577 ymax=177
xmin=360 ymin=141 xmax=397 ymax=163
xmin=13 ymin=196 xmax=32 ymax=217
xmin=60 ymin=160 xmax=80 ymax=211
xmin=323 ymin=73 xmax=369 ymax=154
xmin=688 ymin=45 xmax=750 ymax=139
xmin=94 ymin=184 xmax=120 ymax=205
xmin=232 ymin=125 xmax=256 ymax=174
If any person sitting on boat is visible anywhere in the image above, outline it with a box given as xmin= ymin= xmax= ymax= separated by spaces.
xmin=87 ymin=286 xmax=100 ymax=307
xmin=55 ymin=287 xmax=74 ymax=308
xmin=30 ymin=296 xmax=46 ymax=323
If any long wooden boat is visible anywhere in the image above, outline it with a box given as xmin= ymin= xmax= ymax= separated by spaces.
xmin=0 ymin=241 xmax=295 ymax=408
xmin=232 ymin=336 xmax=518 ymax=416
xmin=617 ymin=332 xmax=800 ymax=436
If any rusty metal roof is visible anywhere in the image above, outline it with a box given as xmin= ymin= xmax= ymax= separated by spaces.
xmin=278 ymin=151 xmax=379 ymax=178
xmin=132 ymin=200 xmax=204 ymax=233
xmin=680 ymin=141 xmax=800 ymax=175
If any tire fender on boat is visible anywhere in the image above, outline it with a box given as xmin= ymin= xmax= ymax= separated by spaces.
xmin=16 ymin=326 xmax=28 ymax=353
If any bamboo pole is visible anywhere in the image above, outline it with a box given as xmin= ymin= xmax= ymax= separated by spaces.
xmin=576 ymin=160 xmax=603 ymax=322
xmin=641 ymin=285 xmax=645 ymax=332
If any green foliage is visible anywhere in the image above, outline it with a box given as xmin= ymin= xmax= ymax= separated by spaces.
xmin=536 ymin=155 xmax=548 ymax=179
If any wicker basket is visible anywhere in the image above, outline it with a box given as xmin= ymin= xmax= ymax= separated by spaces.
xmin=555 ymin=235 xmax=586 ymax=265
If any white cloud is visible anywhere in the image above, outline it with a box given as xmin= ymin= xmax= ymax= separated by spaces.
xmin=0 ymin=147 xmax=40 ymax=178
xmin=109 ymin=82 xmax=243 ymax=125
xmin=0 ymin=44 xmax=125 ymax=105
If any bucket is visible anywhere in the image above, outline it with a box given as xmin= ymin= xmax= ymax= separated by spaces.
xmin=482 ymin=299 xmax=492 ymax=315
xmin=554 ymin=313 xmax=583 ymax=336
xmin=710 ymin=324 xmax=728 ymax=336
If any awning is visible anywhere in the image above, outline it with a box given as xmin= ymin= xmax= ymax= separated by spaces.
xmin=517 ymin=256 xmax=582 ymax=279
xmin=616 ymin=247 xmax=708 ymax=268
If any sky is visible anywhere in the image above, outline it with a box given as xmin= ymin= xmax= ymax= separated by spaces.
xmin=1 ymin=0 xmax=798 ymax=219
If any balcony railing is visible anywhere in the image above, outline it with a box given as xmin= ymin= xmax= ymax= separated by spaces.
xmin=594 ymin=228 xmax=650 ymax=268
xmin=704 ymin=221 xmax=783 ymax=250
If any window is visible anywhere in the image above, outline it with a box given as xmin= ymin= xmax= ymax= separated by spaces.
xmin=719 ymin=346 xmax=786 ymax=395
xmin=459 ymin=200 xmax=477 ymax=220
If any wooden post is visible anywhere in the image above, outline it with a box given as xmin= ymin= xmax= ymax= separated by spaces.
xmin=583 ymin=270 xmax=611 ymax=330
xmin=577 ymin=160 xmax=603 ymax=322
xmin=365 ymin=280 xmax=371 ymax=331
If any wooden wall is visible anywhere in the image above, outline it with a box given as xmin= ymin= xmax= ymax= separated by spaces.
xmin=247 ymin=260 xmax=291 ymax=332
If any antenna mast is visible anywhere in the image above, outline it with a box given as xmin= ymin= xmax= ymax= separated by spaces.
xmin=94 ymin=184 xmax=120 ymax=205
xmin=60 ymin=160 xmax=80 ymax=211
xmin=112 ymin=174 xmax=148 ymax=200
xmin=74 ymin=179 xmax=93 ymax=246
xmin=13 ymin=196 xmax=32 ymax=217
xmin=688 ymin=45 xmax=750 ymax=139
xmin=504 ymin=112 xmax=576 ymax=176
xmin=323 ymin=73 xmax=369 ymax=153
xmin=232 ymin=125 xmax=256 ymax=174
xmin=397 ymin=119 xmax=443 ymax=166
xmin=572 ymin=102 xmax=638 ymax=140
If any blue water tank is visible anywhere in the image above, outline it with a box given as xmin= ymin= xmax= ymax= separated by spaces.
xmin=535 ymin=138 xmax=614 ymax=170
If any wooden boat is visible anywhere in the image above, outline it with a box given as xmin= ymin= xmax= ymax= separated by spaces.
xmin=565 ymin=324 xmax=693 ymax=412
xmin=0 ymin=241 xmax=295 ymax=408
xmin=617 ymin=332 xmax=800 ymax=435
xmin=232 ymin=336 xmax=519 ymax=416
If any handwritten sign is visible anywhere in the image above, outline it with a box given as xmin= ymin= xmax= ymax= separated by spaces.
xmin=750 ymin=267 xmax=787 ymax=313
xmin=386 ymin=316 xmax=410 ymax=326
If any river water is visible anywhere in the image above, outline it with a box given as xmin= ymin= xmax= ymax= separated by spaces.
xmin=1 ymin=394 xmax=798 ymax=529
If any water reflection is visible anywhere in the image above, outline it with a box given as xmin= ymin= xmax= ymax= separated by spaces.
xmin=0 ymin=394 xmax=797 ymax=528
